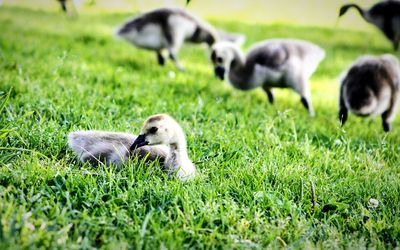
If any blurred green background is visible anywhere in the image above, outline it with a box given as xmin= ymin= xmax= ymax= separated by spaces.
xmin=4 ymin=0 xmax=376 ymax=29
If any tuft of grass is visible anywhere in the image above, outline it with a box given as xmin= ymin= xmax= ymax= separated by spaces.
xmin=0 ymin=6 xmax=399 ymax=249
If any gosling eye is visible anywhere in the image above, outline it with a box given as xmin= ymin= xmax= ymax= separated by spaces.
xmin=217 ymin=57 xmax=223 ymax=64
xmin=148 ymin=127 xmax=158 ymax=134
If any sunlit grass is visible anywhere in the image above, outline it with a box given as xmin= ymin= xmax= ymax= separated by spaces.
xmin=0 ymin=6 xmax=399 ymax=249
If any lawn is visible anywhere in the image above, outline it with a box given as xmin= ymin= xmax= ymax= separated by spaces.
xmin=0 ymin=6 xmax=399 ymax=249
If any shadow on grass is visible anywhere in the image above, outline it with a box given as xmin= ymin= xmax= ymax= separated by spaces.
xmin=73 ymin=34 xmax=108 ymax=46
xmin=111 ymin=57 xmax=148 ymax=71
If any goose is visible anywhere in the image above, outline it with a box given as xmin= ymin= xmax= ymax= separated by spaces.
xmin=339 ymin=54 xmax=400 ymax=132
xmin=339 ymin=1 xmax=400 ymax=50
xmin=210 ymin=39 xmax=325 ymax=116
xmin=115 ymin=8 xmax=245 ymax=70
xmin=131 ymin=114 xmax=196 ymax=180
xmin=68 ymin=114 xmax=196 ymax=179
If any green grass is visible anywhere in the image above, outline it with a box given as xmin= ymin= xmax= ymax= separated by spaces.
xmin=0 ymin=6 xmax=399 ymax=249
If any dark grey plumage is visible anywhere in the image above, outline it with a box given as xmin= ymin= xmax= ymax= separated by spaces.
xmin=116 ymin=8 xmax=245 ymax=70
xmin=211 ymin=39 xmax=325 ymax=116
xmin=68 ymin=131 xmax=169 ymax=166
xmin=116 ymin=8 xmax=216 ymax=70
xmin=339 ymin=54 xmax=400 ymax=132
xmin=339 ymin=1 xmax=400 ymax=50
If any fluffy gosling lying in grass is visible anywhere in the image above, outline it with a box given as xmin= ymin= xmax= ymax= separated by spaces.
xmin=131 ymin=114 xmax=196 ymax=180
xmin=116 ymin=8 xmax=244 ymax=70
xmin=210 ymin=39 xmax=325 ymax=116
xmin=339 ymin=54 xmax=400 ymax=132
xmin=68 ymin=114 xmax=196 ymax=180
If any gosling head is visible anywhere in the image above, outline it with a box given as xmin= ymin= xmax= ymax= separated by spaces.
xmin=210 ymin=41 xmax=239 ymax=80
xmin=131 ymin=114 xmax=185 ymax=150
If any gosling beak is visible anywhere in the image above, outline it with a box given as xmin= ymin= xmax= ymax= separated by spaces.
xmin=130 ymin=134 xmax=149 ymax=150
xmin=214 ymin=66 xmax=225 ymax=80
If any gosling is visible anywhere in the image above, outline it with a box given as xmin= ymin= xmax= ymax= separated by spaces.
xmin=210 ymin=39 xmax=325 ymax=116
xmin=131 ymin=114 xmax=196 ymax=180
xmin=116 ymin=8 xmax=244 ymax=70
xmin=339 ymin=1 xmax=400 ymax=50
xmin=68 ymin=114 xmax=196 ymax=180
xmin=339 ymin=54 xmax=400 ymax=132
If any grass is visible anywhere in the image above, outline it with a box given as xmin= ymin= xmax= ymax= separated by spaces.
xmin=0 ymin=6 xmax=399 ymax=249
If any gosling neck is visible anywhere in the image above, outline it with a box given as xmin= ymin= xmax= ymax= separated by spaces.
xmin=230 ymin=46 xmax=246 ymax=68
xmin=228 ymin=48 xmax=254 ymax=90
xmin=167 ymin=139 xmax=190 ymax=173
xmin=342 ymin=4 xmax=368 ymax=22
xmin=169 ymin=138 xmax=188 ymax=157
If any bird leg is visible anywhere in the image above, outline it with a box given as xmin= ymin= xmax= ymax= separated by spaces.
xmin=262 ymin=85 xmax=274 ymax=104
xmin=58 ymin=0 xmax=67 ymax=12
xmin=300 ymin=96 xmax=315 ymax=117
xmin=339 ymin=108 xmax=348 ymax=126
xmin=168 ymin=49 xmax=185 ymax=71
xmin=382 ymin=118 xmax=391 ymax=132
xmin=167 ymin=33 xmax=185 ymax=71
xmin=381 ymin=94 xmax=399 ymax=132
xmin=295 ymin=80 xmax=315 ymax=116
xmin=157 ymin=51 xmax=165 ymax=66
xmin=290 ymin=75 xmax=315 ymax=116
xmin=339 ymin=85 xmax=348 ymax=125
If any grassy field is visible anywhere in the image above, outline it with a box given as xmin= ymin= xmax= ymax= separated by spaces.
xmin=1 ymin=6 xmax=399 ymax=249
xmin=6 ymin=0 xmax=378 ymax=29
